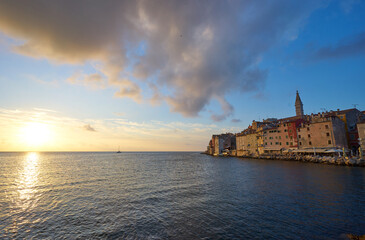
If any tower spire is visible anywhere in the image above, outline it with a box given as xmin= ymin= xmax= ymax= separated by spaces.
xmin=295 ymin=90 xmax=304 ymax=117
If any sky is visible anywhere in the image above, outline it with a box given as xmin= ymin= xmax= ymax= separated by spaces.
xmin=0 ymin=0 xmax=364 ymax=151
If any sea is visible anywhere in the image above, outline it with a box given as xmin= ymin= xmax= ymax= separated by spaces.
xmin=0 ymin=152 xmax=364 ymax=239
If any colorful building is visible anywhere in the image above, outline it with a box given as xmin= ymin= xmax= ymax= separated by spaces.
xmin=297 ymin=115 xmax=347 ymax=150
xmin=207 ymin=91 xmax=363 ymax=157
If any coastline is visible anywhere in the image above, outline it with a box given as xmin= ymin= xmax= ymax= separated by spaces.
xmin=204 ymin=152 xmax=365 ymax=167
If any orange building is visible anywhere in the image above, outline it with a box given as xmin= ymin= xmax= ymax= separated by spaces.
xmin=297 ymin=115 xmax=347 ymax=149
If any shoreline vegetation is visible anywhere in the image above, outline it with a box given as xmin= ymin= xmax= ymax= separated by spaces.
xmin=203 ymin=152 xmax=365 ymax=167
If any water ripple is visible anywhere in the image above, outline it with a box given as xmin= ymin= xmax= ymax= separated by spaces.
xmin=0 ymin=152 xmax=364 ymax=239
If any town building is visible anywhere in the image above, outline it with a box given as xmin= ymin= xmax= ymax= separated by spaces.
xmin=329 ymin=108 xmax=363 ymax=153
xmin=207 ymin=91 xmax=363 ymax=157
xmin=236 ymin=128 xmax=257 ymax=156
xmin=357 ymin=121 xmax=365 ymax=155
xmin=257 ymin=122 xmax=281 ymax=154
xmin=212 ymin=133 xmax=235 ymax=155
xmin=297 ymin=115 xmax=347 ymax=150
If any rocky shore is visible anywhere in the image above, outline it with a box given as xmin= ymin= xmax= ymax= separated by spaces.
xmin=206 ymin=153 xmax=365 ymax=167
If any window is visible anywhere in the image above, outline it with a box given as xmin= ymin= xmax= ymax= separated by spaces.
xmin=309 ymin=141 xmax=312 ymax=145
xmin=286 ymin=142 xmax=289 ymax=145
xmin=275 ymin=136 xmax=277 ymax=139
xmin=288 ymin=123 xmax=291 ymax=126
xmin=328 ymin=140 xmax=331 ymax=144
xmin=286 ymin=136 xmax=288 ymax=139
xmin=279 ymin=136 xmax=281 ymax=139
xmin=280 ymin=142 xmax=282 ymax=145
xmin=290 ymin=142 xmax=293 ymax=146
xmin=270 ymin=142 xmax=272 ymax=145
xmin=289 ymin=129 xmax=292 ymax=133
xmin=290 ymin=136 xmax=293 ymax=140
xmin=298 ymin=135 xmax=301 ymax=138
xmin=299 ymin=142 xmax=302 ymax=145
xmin=265 ymin=142 xmax=267 ymax=145
xmin=350 ymin=134 xmax=355 ymax=140
xmin=326 ymin=132 xmax=330 ymax=137
xmin=307 ymin=127 xmax=310 ymax=131
xmin=298 ymin=128 xmax=301 ymax=132
xmin=284 ymin=129 xmax=287 ymax=132
xmin=308 ymin=134 xmax=311 ymax=138
xmin=276 ymin=142 xmax=279 ymax=145
xmin=325 ymin=125 xmax=329 ymax=129
xmin=248 ymin=144 xmax=250 ymax=146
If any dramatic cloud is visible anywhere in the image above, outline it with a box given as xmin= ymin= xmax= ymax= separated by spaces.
xmin=0 ymin=0 xmax=321 ymax=119
xmin=313 ymin=31 xmax=365 ymax=60
xmin=231 ymin=119 xmax=241 ymax=123
xmin=210 ymin=97 xmax=234 ymax=122
xmin=83 ymin=124 xmax=96 ymax=132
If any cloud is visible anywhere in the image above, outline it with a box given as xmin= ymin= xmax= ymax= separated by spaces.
xmin=210 ymin=97 xmax=234 ymax=122
xmin=68 ymin=72 xmax=106 ymax=90
xmin=83 ymin=124 xmax=96 ymax=132
xmin=231 ymin=119 xmax=241 ymax=123
xmin=27 ymin=75 xmax=59 ymax=87
xmin=0 ymin=0 xmax=322 ymax=118
xmin=313 ymin=31 xmax=365 ymax=60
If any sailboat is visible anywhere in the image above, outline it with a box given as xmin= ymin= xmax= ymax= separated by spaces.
xmin=117 ymin=146 xmax=121 ymax=153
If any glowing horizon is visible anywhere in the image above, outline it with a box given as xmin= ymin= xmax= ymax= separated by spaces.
xmin=0 ymin=1 xmax=364 ymax=151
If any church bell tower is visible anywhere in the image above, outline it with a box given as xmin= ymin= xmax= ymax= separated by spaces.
xmin=295 ymin=90 xmax=304 ymax=117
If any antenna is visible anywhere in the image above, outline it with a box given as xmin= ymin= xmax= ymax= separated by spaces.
xmin=320 ymin=108 xmax=327 ymax=112
xmin=352 ymin=104 xmax=359 ymax=109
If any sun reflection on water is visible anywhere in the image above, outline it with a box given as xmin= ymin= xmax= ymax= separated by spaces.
xmin=5 ymin=152 xmax=42 ymax=236
xmin=18 ymin=152 xmax=40 ymax=207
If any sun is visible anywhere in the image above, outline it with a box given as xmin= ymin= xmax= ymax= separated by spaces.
xmin=19 ymin=122 xmax=52 ymax=147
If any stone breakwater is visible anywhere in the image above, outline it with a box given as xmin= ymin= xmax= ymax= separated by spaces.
xmin=202 ymin=153 xmax=365 ymax=167
xmin=236 ymin=154 xmax=365 ymax=167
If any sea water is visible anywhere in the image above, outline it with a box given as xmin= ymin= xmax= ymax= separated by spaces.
xmin=0 ymin=152 xmax=364 ymax=239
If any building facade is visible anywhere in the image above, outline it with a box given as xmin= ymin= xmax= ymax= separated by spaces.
xmin=297 ymin=115 xmax=347 ymax=149
xmin=208 ymin=91 xmax=363 ymax=157
xmin=357 ymin=121 xmax=365 ymax=155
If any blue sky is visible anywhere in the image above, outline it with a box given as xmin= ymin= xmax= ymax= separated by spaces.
xmin=0 ymin=0 xmax=364 ymax=151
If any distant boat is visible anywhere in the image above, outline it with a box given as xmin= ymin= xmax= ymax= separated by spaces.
xmin=117 ymin=146 xmax=121 ymax=153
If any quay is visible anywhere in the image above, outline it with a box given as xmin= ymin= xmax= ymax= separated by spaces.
xmin=203 ymin=151 xmax=365 ymax=167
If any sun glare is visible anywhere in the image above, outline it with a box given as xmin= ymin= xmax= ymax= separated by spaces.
xmin=19 ymin=122 xmax=52 ymax=147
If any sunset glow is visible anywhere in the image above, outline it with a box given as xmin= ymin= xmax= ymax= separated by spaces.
xmin=0 ymin=1 xmax=364 ymax=151
xmin=18 ymin=122 xmax=52 ymax=148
